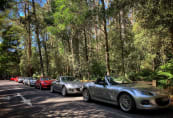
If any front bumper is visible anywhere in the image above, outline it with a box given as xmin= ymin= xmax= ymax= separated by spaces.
xmin=30 ymin=82 xmax=36 ymax=86
xmin=18 ymin=80 xmax=23 ymax=83
xmin=42 ymin=84 xmax=51 ymax=88
xmin=135 ymin=95 xmax=171 ymax=110
xmin=67 ymin=88 xmax=82 ymax=94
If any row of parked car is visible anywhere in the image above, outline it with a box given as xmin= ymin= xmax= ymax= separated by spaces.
xmin=10 ymin=76 xmax=82 ymax=95
xmin=11 ymin=77 xmax=37 ymax=86
xmin=10 ymin=76 xmax=171 ymax=112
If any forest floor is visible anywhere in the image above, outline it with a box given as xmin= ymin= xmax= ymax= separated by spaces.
xmin=0 ymin=80 xmax=173 ymax=118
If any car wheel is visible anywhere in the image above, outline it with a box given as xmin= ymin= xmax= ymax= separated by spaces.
xmin=50 ymin=86 xmax=54 ymax=93
xmin=62 ymin=86 xmax=67 ymax=96
xmin=40 ymin=84 xmax=43 ymax=90
xmin=119 ymin=93 xmax=136 ymax=112
xmin=83 ymin=89 xmax=91 ymax=102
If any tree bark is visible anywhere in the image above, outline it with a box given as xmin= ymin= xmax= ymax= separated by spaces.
xmin=24 ymin=1 xmax=32 ymax=76
xmin=170 ymin=25 xmax=173 ymax=55
xmin=101 ymin=0 xmax=110 ymax=76
xmin=84 ymin=28 xmax=89 ymax=62
xmin=70 ymin=29 xmax=80 ymax=76
xmin=32 ymin=0 xmax=45 ymax=76
xmin=119 ymin=11 xmax=125 ymax=76
xmin=42 ymin=32 xmax=49 ymax=76
xmin=83 ymin=28 xmax=90 ymax=79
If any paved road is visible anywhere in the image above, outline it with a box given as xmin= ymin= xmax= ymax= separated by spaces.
xmin=0 ymin=80 xmax=173 ymax=118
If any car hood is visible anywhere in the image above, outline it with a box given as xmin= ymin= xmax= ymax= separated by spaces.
xmin=30 ymin=80 xmax=36 ymax=82
xmin=43 ymin=80 xmax=54 ymax=84
xmin=121 ymin=83 xmax=169 ymax=96
xmin=64 ymin=81 xmax=83 ymax=88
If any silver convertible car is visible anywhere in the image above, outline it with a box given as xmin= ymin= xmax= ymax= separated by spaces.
xmin=82 ymin=76 xmax=171 ymax=112
xmin=50 ymin=76 xmax=83 ymax=96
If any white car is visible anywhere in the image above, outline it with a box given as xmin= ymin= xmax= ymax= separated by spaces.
xmin=27 ymin=78 xmax=37 ymax=86
xmin=23 ymin=77 xmax=31 ymax=85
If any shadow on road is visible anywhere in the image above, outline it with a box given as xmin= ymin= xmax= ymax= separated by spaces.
xmin=1 ymin=81 xmax=173 ymax=118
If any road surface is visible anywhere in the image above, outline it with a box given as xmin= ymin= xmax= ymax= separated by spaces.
xmin=0 ymin=80 xmax=173 ymax=118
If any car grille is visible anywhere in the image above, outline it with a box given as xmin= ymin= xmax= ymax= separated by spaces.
xmin=76 ymin=88 xmax=81 ymax=91
xmin=155 ymin=97 xmax=170 ymax=106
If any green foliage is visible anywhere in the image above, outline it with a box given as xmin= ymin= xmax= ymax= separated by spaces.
xmin=157 ymin=71 xmax=173 ymax=79
xmin=159 ymin=59 xmax=173 ymax=74
xmin=0 ymin=0 xmax=173 ymax=85
xmin=89 ymin=59 xmax=106 ymax=77
xmin=129 ymin=59 xmax=173 ymax=88
xmin=0 ymin=25 xmax=22 ymax=77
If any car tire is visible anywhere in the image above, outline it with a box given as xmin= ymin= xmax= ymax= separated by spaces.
xmin=40 ymin=84 xmax=43 ymax=90
xmin=118 ymin=93 xmax=136 ymax=112
xmin=62 ymin=86 xmax=67 ymax=96
xmin=50 ymin=86 xmax=54 ymax=93
xmin=83 ymin=89 xmax=91 ymax=102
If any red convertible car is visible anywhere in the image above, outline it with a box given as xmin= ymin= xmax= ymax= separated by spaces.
xmin=10 ymin=77 xmax=15 ymax=81
xmin=35 ymin=77 xmax=54 ymax=90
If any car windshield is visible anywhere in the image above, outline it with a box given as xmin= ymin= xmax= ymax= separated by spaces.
xmin=41 ymin=78 xmax=50 ymax=81
xmin=107 ymin=76 xmax=133 ymax=85
xmin=29 ymin=78 xmax=36 ymax=80
xmin=61 ymin=77 xmax=79 ymax=82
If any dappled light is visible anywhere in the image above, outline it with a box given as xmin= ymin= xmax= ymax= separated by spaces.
xmin=0 ymin=0 xmax=173 ymax=117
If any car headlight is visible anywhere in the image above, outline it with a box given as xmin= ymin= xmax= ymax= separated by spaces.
xmin=140 ymin=91 xmax=154 ymax=96
xmin=66 ymin=84 xmax=73 ymax=88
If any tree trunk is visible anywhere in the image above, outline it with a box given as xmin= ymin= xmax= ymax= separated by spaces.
xmin=67 ymin=38 xmax=71 ymax=75
xmin=36 ymin=27 xmax=44 ymax=76
xmin=84 ymin=28 xmax=89 ymax=62
xmin=24 ymin=2 xmax=32 ymax=76
xmin=32 ymin=0 xmax=45 ymax=76
xmin=70 ymin=29 xmax=80 ymax=76
xmin=170 ymin=25 xmax=173 ymax=55
xmin=42 ymin=32 xmax=49 ymax=76
xmin=101 ymin=0 xmax=110 ymax=76
xmin=83 ymin=28 xmax=90 ymax=79
xmin=119 ymin=11 xmax=125 ymax=76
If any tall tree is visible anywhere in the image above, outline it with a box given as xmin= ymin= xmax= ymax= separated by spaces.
xmin=101 ymin=0 xmax=110 ymax=75
xmin=32 ymin=0 xmax=45 ymax=76
xmin=23 ymin=1 xmax=32 ymax=76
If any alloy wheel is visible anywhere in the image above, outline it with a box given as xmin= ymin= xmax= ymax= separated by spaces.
xmin=62 ymin=87 xmax=67 ymax=96
xmin=83 ymin=89 xmax=90 ymax=102
xmin=50 ymin=86 xmax=54 ymax=93
xmin=119 ymin=94 xmax=134 ymax=112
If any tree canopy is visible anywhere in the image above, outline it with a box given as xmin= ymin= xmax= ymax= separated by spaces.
xmin=0 ymin=0 xmax=173 ymax=87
